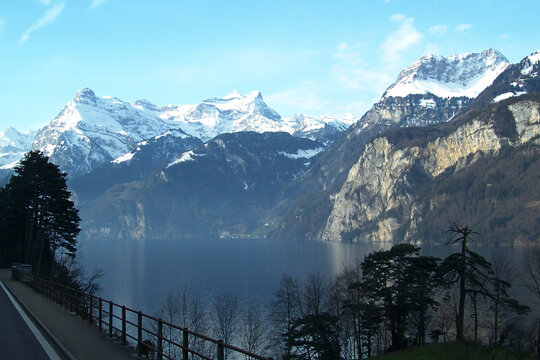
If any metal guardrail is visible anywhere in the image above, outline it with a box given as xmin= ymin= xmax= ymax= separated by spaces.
xmin=11 ymin=268 xmax=272 ymax=360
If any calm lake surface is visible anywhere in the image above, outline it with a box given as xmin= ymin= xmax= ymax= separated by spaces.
xmin=78 ymin=237 xmax=536 ymax=316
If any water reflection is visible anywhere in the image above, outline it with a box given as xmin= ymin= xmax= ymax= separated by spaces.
xmin=78 ymin=238 xmax=537 ymax=317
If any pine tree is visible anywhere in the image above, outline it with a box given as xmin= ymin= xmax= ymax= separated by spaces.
xmin=2 ymin=150 xmax=80 ymax=278
xmin=438 ymin=224 xmax=492 ymax=341
xmin=360 ymin=244 xmax=440 ymax=351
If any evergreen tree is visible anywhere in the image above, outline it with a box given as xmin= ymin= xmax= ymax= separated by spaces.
xmin=1 ymin=150 xmax=80 ymax=278
xmin=361 ymin=244 xmax=440 ymax=351
xmin=438 ymin=224 xmax=493 ymax=341
xmin=284 ymin=312 xmax=341 ymax=360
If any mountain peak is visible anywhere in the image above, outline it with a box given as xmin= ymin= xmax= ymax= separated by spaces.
xmin=132 ymin=99 xmax=158 ymax=111
xmin=224 ymin=90 xmax=242 ymax=99
xmin=74 ymin=88 xmax=97 ymax=104
xmin=383 ymin=49 xmax=509 ymax=99
xmin=520 ymin=50 xmax=540 ymax=75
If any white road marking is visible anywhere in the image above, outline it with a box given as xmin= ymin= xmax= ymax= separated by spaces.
xmin=0 ymin=280 xmax=62 ymax=360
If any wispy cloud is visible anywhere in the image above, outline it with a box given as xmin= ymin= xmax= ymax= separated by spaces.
xmin=89 ymin=0 xmax=109 ymax=10
xmin=332 ymin=63 xmax=393 ymax=94
xmin=389 ymin=13 xmax=405 ymax=22
xmin=498 ymin=33 xmax=510 ymax=40
xmin=37 ymin=0 xmax=52 ymax=5
xmin=266 ymin=82 xmax=332 ymax=114
xmin=380 ymin=14 xmax=423 ymax=68
xmin=20 ymin=2 xmax=65 ymax=45
xmin=428 ymin=24 xmax=447 ymax=36
xmin=456 ymin=23 xmax=472 ymax=32
xmin=332 ymin=42 xmax=365 ymax=63
xmin=331 ymin=42 xmax=393 ymax=102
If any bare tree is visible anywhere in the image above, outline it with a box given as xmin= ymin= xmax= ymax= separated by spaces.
xmin=270 ymin=275 xmax=301 ymax=359
xmin=487 ymin=254 xmax=530 ymax=346
xmin=212 ymin=293 xmax=239 ymax=360
xmin=239 ymin=302 xmax=268 ymax=359
xmin=157 ymin=291 xmax=182 ymax=359
xmin=523 ymin=247 xmax=540 ymax=302
xmin=301 ymin=272 xmax=329 ymax=316
xmin=155 ymin=287 xmax=210 ymax=359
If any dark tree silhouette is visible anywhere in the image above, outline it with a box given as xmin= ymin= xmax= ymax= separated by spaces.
xmin=361 ymin=244 xmax=439 ymax=351
xmin=438 ymin=224 xmax=493 ymax=341
xmin=284 ymin=312 xmax=340 ymax=360
xmin=1 ymin=150 xmax=80 ymax=278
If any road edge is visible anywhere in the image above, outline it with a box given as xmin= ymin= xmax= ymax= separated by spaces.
xmin=0 ymin=278 xmax=77 ymax=360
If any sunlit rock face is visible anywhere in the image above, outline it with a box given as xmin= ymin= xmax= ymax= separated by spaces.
xmin=317 ymin=96 xmax=540 ymax=245
xmin=272 ymin=49 xmax=512 ymax=242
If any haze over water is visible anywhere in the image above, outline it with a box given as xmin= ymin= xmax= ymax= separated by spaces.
xmin=78 ymin=237 xmax=535 ymax=316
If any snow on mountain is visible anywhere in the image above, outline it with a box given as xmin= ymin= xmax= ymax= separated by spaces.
xmin=284 ymin=113 xmax=358 ymax=145
xmin=521 ymin=50 xmax=540 ymax=76
xmin=26 ymin=88 xmax=341 ymax=178
xmin=154 ymin=90 xmax=292 ymax=141
xmin=286 ymin=113 xmax=356 ymax=133
xmin=383 ymin=49 xmax=509 ymax=99
xmin=470 ymin=50 xmax=540 ymax=105
xmin=0 ymin=128 xmax=36 ymax=169
xmin=32 ymin=88 xmax=173 ymax=177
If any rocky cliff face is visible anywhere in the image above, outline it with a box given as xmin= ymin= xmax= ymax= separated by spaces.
xmin=316 ymin=95 xmax=540 ymax=245
xmin=79 ymin=132 xmax=324 ymax=240
xmin=271 ymin=50 xmax=509 ymax=240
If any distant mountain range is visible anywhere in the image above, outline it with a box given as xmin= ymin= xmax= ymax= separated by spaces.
xmin=2 ymin=48 xmax=539 ymax=245
xmin=0 ymin=89 xmax=355 ymax=179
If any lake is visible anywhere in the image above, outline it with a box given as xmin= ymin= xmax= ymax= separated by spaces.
xmin=78 ymin=237 xmax=537 ymax=316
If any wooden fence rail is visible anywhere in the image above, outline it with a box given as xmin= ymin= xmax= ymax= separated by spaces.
xmin=11 ymin=268 xmax=272 ymax=360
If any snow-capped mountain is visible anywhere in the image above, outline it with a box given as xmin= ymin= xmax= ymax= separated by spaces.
xmin=272 ymin=49 xmax=515 ymax=241
xmin=383 ymin=48 xmax=509 ymax=99
xmin=285 ymin=113 xmax=358 ymax=145
xmin=32 ymin=88 xmax=173 ymax=178
xmin=151 ymin=90 xmax=292 ymax=141
xmin=0 ymin=128 xmax=36 ymax=170
xmin=15 ymin=89 xmax=351 ymax=178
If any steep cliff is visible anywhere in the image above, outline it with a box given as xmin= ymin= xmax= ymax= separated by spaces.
xmin=317 ymin=94 xmax=540 ymax=245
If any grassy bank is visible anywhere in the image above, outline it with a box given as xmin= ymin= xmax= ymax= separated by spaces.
xmin=373 ymin=341 xmax=537 ymax=360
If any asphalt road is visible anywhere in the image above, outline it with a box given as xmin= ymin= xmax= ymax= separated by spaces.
xmin=0 ymin=281 xmax=59 ymax=360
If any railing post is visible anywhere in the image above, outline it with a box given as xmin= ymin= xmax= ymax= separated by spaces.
xmin=157 ymin=318 xmax=163 ymax=360
xmin=122 ymin=306 xmax=127 ymax=346
xmin=217 ymin=340 xmax=225 ymax=360
xmin=183 ymin=330 xmax=189 ymax=360
xmin=99 ymin=298 xmax=103 ymax=331
xmin=109 ymin=302 xmax=113 ymax=338
xmin=137 ymin=312 xmax=143 ymax=357
xmin=88 ymin=296 xmax=93 ymax=325
xmin=69 ymin=289 xmax=73 ymax=313
xmin=80 ymin=292 xmax=85 ymax=320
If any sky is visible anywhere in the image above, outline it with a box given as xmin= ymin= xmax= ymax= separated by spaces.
xmin=0 ymin=0 xmax=539 ymax=132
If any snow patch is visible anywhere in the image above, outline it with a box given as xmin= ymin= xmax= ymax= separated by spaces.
xmin=419 ymin=98 xmax=437 ymax=108
xmin=492 ymin=91 xmax=527 ymax=103
xmin=0 ymin=160 xmax=21 ymax=169
xmin=112 ymin=152 xmax=135 ymax=163
xmin=166 ymin=150 xmax=204 ymax=168
xmin=278 ymin=147 xmax=324 ymax=159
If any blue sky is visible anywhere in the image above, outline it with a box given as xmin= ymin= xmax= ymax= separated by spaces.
xmin=0 ymin=0 xmax=539 ymax=131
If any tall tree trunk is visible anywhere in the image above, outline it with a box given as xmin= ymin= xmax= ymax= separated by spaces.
xmin=457 ymin=232 xmax=467 ymax=341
